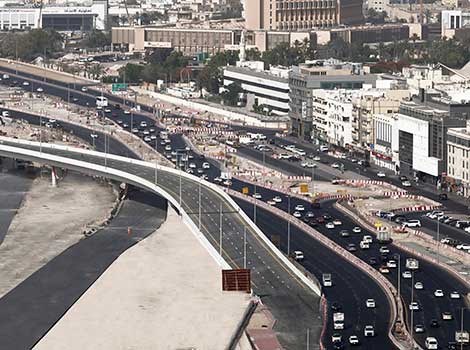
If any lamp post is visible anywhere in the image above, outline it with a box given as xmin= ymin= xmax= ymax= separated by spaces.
xmin=410 ymin=270 xmax=415 ymax=350
xmin=287 ymin=194 xmax=291 ymax=256
xmin=243 ymin=226 xmax=247 ymax=269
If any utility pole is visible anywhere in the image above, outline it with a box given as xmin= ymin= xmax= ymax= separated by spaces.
xmin=219 ymin=202 xmax=223 ymax=257
xmin=198 ymin=179 xmax=202 ymax=230
xmin=253 ymin=183 xmax=257 ymax=224
xmin=243 ymin=226 xmax=247 ymax=269
xmin=287 ymin=194 xmax=291 ymax=256
xmin=410 ymin=271 xmax=415 ymax=350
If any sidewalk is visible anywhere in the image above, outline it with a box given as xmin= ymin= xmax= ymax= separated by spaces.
xmin=33 ymin=206 xmax=252 ymax=350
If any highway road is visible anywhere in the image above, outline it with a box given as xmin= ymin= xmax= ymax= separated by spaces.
xmin=229 ymin=179 xmax=470 ymax=349
xmin=235 ymin=198 xmax=394 ymax=349
xmin=4 ymin=66 xmax=467 ymax=348
xmin=3 ymin=108 xmax=398 ymax=348
xmin=0 ymin=137 xmax=322 ymax=350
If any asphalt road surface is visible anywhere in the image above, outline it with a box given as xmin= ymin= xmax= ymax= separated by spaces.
xmin=0 ymin=168 xmax=34 ymax=244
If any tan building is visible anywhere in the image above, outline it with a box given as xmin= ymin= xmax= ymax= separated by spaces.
xmin=245 ymin=0 xmax=363 ymax=31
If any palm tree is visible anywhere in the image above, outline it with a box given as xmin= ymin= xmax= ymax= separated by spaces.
xmin=88 ymin=63 xmax=104 ymax=80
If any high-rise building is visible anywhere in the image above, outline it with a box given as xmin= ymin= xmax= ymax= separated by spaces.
xmin=245 ymin=0 xmax=363 ymax=31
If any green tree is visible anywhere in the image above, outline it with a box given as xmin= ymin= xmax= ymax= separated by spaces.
xmin=119 ymin=63 xmax=144 ymax=83
xmin=221 ymin=82 xmax=243 ymax=106
xmin=80 ymin=30 xmax=111 ymax=49
xmin=246 ymin=48 xmax=262 ymax=61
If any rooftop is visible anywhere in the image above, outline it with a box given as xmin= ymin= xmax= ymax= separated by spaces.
xmin=224 ymin=65 xmax=290 ymax=83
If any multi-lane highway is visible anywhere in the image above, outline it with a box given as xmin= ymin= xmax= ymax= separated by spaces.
xmin=3 ymin=65 xmax=469 ymax=349
xmin=1 ymin=103 xmax=399 ymax=348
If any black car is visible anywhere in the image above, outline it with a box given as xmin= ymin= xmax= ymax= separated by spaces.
xmin=438 ymin=193 xmax=448 ymax=200
xmin=399 ymin=175 xmax=408 ymax=182
xmin=331 ymin=302 xmax=342 ymax=311
xmin=430 ymin=319 xmax=439 ymax=328
xmin=308 ymin=220 xmax=318 ymax=227
xmin=333 ymin=341 xmax=345 ymax=350
xmin=323 ymin=214 xmax=332 ymax=220
xmin=448 ymin=342 xmax=458 ymax=350
xmin=311 ymin=202 xmax=321 ymax=209
xmin=114 ymin=103 xmax=121 ymax=109
xmin=303 ymin=217 xmax=310 ymax=223
xmin=394 ymin=215 xmax=407 ymax=224
xmin=369 ymin=257 xmax=377 ymax=265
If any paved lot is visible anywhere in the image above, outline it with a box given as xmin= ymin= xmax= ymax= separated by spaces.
xmin=34 ymin=205 xmax=252 ymax=350
xmin=0 ymin=171 xmax=115 ymax=297
xmin=0 ymin=188 xmax=167 ymax=350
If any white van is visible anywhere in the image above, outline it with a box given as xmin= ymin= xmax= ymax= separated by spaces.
xmin=425 ymin=337 xmax=438 ymax=349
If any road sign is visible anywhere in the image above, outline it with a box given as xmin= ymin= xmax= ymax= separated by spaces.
xmin=300 ymin=183 xmax=309 ymax=193
xmin=242 ymin=187 xmax=249 ymax=194
xmin=112 ymin=83 xmax=128 ymax=92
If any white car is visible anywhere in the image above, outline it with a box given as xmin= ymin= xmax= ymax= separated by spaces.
xmin=313 ymin=156 xmax=321 ymax=161
xmin=434 ymin=289 xmax=444 ymax=297
xmin=377 ymin=171 xmax=386 ymax=178
xmin=273 ymin=196 xmax=282 ymax=203
xmin=450 ymin=291 xmax=461 ymax=299
xmin=252 ymin=193 xmax=262 ymax=199
xmin=442 ymin=312 xmax=453 ymax=320
xmin=293 ymin=211 xmax=302 ymax=218
xmin=386 ymin=260 xmax=397 ymax=268
xmin=366 ymin=299 xmax=376 ymax=308
xmin=165 ymin=145 xmax=171 ymax=151
xmin=124 ymin=110 xmax=131 ymax=115
xmin=409 ymin=302 xmax=420 ymax=311
xmin=402 ymin=220 xmax=421 ymax=228
xmin=189 ymin=163 xmax=196 ymax=169
xmin=332 ymin=333 xmax=342 ymax=343
xmin=352 ymin=226 xmax=362 ymax=233
xmin=143 ymin=136 xmax=151 ymax=142
xmin=36 ymin=87 xmax=43 ymax=92
xmin=363 ymin=235 xmax=372 ymax=243
xmin=415 ymin=324 xmax=425 ymax=333
xmin=333 ymin=219 xmax=342 ymax=226
xmin=402 ymin=271 xmax=412 ymax=279
xmin=22 ymin=81 xmax=30 ymax=86
xmin=267 ymin=200 xmax=276 ymax=206
xmin=379 ymin=246 xmax=390 ymax=254
xmin=364 ymin=325 xmax=375 ymax=337
xmin=349 ymin=335 xmax=360 ymax=345
xmin=326 ymin=222 xmax=335 ymax=229
xmin=331 ymin=162 xmax=340 ymax=169
xmin=140 ymin=121 xmax=148 ymax=127
xmin=402 ymin=180 xmax=412 ymax=187
xmin=81 ymin=86 xmax=88 ymax=92
xmin=131 ymin=128 xmax=139 ymax=134
xmin=295 ymin=204 xmax=305 ymax=211
xmin=415 ymin=282 xmax=424 ymax=290
xmin=293 ymin=250 xmax=304 ymax=261
xmin=202 ymin=162 xmax=210 ymax=169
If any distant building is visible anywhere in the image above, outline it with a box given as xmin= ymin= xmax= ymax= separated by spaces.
xmin=393 ymin=90 xmax=470 ymax=182
xmin=245 ymin=0 xmax=363 ymax=31
xmin=447 ymin=120 xmax=470 ymax=196
xmin=0 ymin=0 xmax=108 ymax=31
xmin=223 ymin=64 xmax=290 ymax=116
xmin=288 ymin=59 xmax=377 ymax=140
xmin=441 ymin=10 xmax=470 ymax=38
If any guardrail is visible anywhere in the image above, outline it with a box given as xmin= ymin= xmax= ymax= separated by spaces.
xmin=229 ymin=189 xmax=411 ymax=350
xmin=0 ymin=136 xmax=322 ymax=297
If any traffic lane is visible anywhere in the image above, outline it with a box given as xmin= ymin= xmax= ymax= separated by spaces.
xmin=237 ymin=145 xmax=337 ymax=181
xmin=229 ymin=180 xmax=469 ymax=348
xmin=401 ymin=212 xmax=470 ymax=246
xmin=235 ymin=199 xmax=394 ymax=349
xmin=6 ymin=111 xmax=139 ymax=159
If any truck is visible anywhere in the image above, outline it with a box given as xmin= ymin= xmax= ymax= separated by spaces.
xmin=333 ymin=312 xmax=344 ymax=330
xmin=406 ymin=258 xmax=419 ymax=270
xmin=322 ymin=273 xmax=332 ymax=287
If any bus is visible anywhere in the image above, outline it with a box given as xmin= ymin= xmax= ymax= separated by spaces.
xmin=96 ymin=96 xmax=108 ymax=108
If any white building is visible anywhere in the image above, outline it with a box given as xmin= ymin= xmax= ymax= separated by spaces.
xmin=372 ymin=113 xmax=397 ymax=171
xmin=441 ymin=10 xmax=470 ymax=38
xmin=0 ymin=2 xmax=107 ymax=31
xmin=223 ymin=64 xmax=290 ymax=115
xmin=311 ymin=89 xmax=354 ymax=147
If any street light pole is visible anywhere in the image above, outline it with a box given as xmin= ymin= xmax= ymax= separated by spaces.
xmin=410 ymin=271 xmax=414 ymax=350
xmin=243 ymin=226 xmax=247 ymax=269
xmin=219 ymin=202 xmax=223 ymax=257
xmin=460 ymin=308 xmax=466 ymax=350
xmin=39 ymin=111 xmax=43 ymax=153
xmin=287 ymin=194 xmax=291 ymax=256
xmin=253 ymin=183 xmax=257 ymax=224
xmin=437 ymin=219 xmax=440 ymax=265
xmin=198 ymin=178 xmax=202 ymax=230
